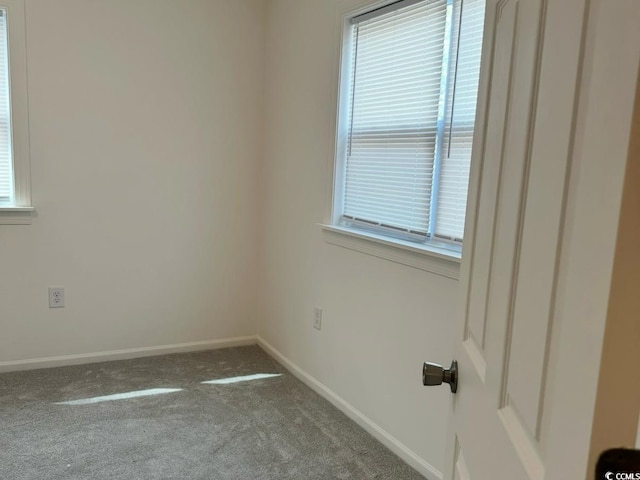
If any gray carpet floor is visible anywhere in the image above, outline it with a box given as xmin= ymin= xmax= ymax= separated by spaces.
xmin=0 ymin=346 xmax=424 ymax=480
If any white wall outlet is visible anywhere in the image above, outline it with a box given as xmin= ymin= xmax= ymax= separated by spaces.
xmin=48 ymin=287 xmax=65 ymax=308
xmin=313 ymin=306 xmax=322 ymax=331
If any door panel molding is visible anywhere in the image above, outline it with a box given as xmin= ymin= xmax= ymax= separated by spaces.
xmin=453 ymin=438 xmax=471 ymax=480
xmin=464 ymin=0 xmax=520 ymax=358
xmin=499 ymin=403 xmax=545 ymax=480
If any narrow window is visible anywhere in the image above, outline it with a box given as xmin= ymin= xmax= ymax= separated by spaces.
xmin=0 ymin=1 xmax=33 ymax=225
xmin=0 ymin=10 xmax=14 ymax=205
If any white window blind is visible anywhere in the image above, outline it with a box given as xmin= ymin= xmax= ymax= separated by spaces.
xmin=0 ymin=10 xmax=13 ymax=204
xmin=340 ymin=0 xmax=485 ymax=244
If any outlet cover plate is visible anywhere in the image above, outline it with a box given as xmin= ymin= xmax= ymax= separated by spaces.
xmin=313 ymin=307 xmax=322 ymax=330
xmin=49 ymin=287 xmax=65 ymax=308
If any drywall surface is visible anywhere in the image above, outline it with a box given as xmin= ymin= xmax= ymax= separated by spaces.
xmin=0 ymin=0 xmax=265 ymax=361
xmin=259 ymin=0 xmax=458 ymax=474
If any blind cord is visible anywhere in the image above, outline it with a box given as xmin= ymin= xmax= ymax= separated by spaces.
xmin=447 ymin=0 xmax=465 ymax=158
xmin=347 ymin=25 xmax=360 ymax=158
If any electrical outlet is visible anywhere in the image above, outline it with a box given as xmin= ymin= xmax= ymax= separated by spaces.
xmin=313 ymin=307 xmax=322 ymax=331
xmin=48 ymin=287 xmax=65 ymax=308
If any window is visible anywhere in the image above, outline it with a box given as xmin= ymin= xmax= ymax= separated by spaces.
xmin=0 ymin=0 xmax=32 ymax=224
xmin=332 ymin=0 xmax=485 ymax=251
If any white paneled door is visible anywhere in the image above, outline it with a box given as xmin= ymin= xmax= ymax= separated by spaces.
xmin=429 ymin=0 xmax=640 ymax=479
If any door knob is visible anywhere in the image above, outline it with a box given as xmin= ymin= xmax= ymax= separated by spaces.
xmin=422 ymin=360 xmax=458 ymax=393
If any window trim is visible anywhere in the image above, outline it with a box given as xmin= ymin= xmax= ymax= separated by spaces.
xmin=0 ymin=0 xmax=32 ymax=225
xmin=321 ymin=223 xmax=461 ymax=279
xmin=327 ymin=0 xmax=463 ymax=265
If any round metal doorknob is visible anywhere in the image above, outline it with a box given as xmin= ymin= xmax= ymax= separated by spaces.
xmin=422 ymin=360 xmax=458 ymax=393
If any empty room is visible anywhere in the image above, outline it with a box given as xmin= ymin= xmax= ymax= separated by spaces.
xmin=1 ymin=0 xmax=639 ymax=479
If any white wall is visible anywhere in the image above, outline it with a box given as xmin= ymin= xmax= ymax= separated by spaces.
xmin=259 ymin=0 xmax=458 ymax=475
xmin=0 ymin=0 xmax=265 ymax=361
xmin=0 ymin=0 xmax=458 ymax=474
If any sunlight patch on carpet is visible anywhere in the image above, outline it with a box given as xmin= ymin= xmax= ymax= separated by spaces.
xmin=55 ymin=388 xmax=183 ymax=405
xmin=201 ymin=373 xmax=282 ymax=385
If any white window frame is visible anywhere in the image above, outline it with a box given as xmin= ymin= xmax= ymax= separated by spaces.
xmin=0 ymin=0 xmax=32 ymax=225
xmin=324 ymin=0 xmax=468 ymax=271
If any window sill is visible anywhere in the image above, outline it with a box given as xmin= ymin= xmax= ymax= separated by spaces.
xmin=0 ymin=206 xmax=34 ymax=224
xmin=320 ymin=224 xmax=461 ymax=279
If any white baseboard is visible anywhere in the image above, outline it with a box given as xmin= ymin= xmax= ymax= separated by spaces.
xmin=257 ymin=336 xmax=443 ymax=480
xmin=0 ymin=336 xmax=258 ymax=373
